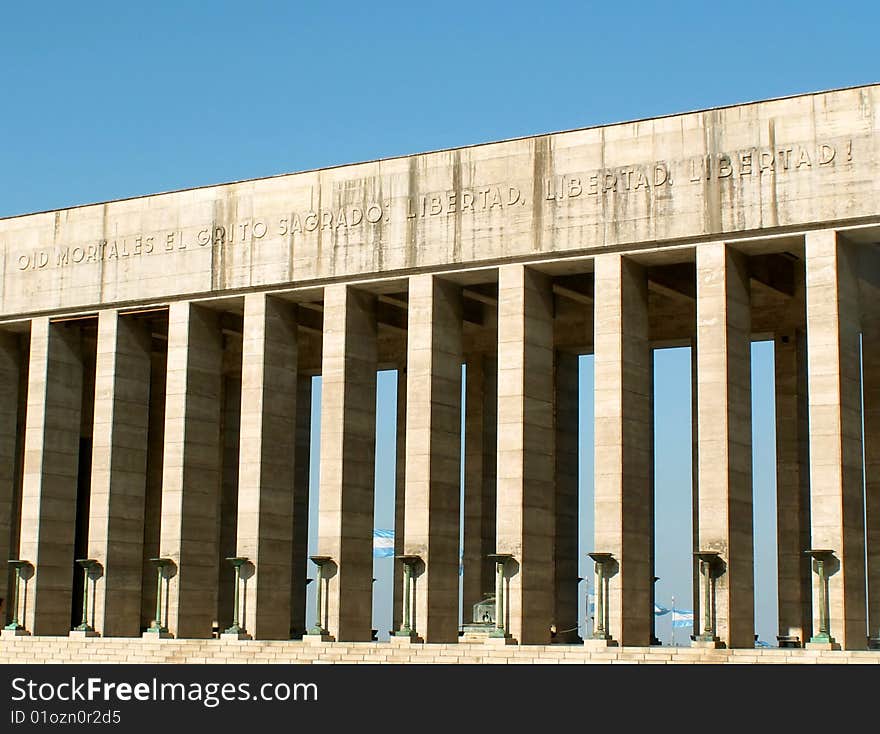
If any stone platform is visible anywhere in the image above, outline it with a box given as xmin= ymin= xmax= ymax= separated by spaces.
xmin=1 ymin=637 xmax=878 ymax=664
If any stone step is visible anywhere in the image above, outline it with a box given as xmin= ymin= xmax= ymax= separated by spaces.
xmin=2 ymin=637 xmax=880 ymax=664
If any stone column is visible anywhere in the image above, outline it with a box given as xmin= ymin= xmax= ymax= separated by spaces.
xmin=217 ymin=375 xmax=241 ymax=632
xmin=140 ymin=347 xmax=166 ymax=631
xmin=0 ymin=332 xmax=21 ymax=619
xmin=864 ymin=314 xmax=880 ymax=645
xmin=462 ymin=352 xmax=497 ymax=620
xmin=290 ymin=372 xmax=312 ymax=638
xmin=593 ymin=254 xmax=653 ymax=646
xmin=403 ymin=274 xmax=463 ymax=642
xmin=496 ymin=264 xmax=555 ymax=644
xmin=19 ymin=318 xmax=84 ymax=635
xmin=805 ymin=231 xmax=867 ymax=649
xmin=691 ymin=340 xmax=700 ymax=639
xmin=317 ymin=285 xmax=377 ymax=642
xmin=392 ymin=368 xmax=407 ymax=632
xmin=87 ymin=311 xmax=152 ymax=637
xmin=159 ymin=302 xmax=224 ymax=638
xmin=774 ymin=330 xmax=812 ymax=644
xmin=554 ymin=349 xmax=579 ymax=641
xmin=236 ymin=293 xmax=298 ymax=639
xmin=695 ymin=243 xmax=754 ymax=648
xmin=479 ymin=356 xmax=497 ymax=617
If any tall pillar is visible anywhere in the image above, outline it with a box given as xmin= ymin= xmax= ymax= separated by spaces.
xmin=593 ymin=254 xmax=653 ymax=646
xmin=695 ymin=242 xmax=754 ymax=648
xmin=290 ymin=372 xmax=312 ymax=638
xmin=0 ymin=332 xmax=21 ymax=620
xmin=462 ymin=352 xmax=497 ymax=619
xmin=87 ymin=311 xmax=152 ymax=637
xmin=140 ymin=347 xmax=166 ymax=630
xmin=159 ymin=302 xmax=223 ymax=638
xmin=554 ymin=350 xmax=579 ymax=641
xmin=217 ymin=375 xmax=241 ymax=632
xmin=317 ymin=285 xmax=377 ymax=642
xmin=237 ymin=293 xmax=298 ymax=639
xmin=774 ymin=330 xmax=812 ymax=643
xmin=479 ymin=356 xmax=497 ymax=617
xmin=392 ymin=368 xmax=407 ymax=632
xmin=496 ymin=264 xmax=555 ymax=644
xmin=19 ymin=318 xmax=83 ymax=635
xmin=403 ymin=275 xmax=462 ymax=642
xmin=805 ymin=231 xmax=867 ymax=649
xmin=691 ymin=340 xmax=700 ymax=639
xmin=864 ymin=313 xmax=880 ymax=645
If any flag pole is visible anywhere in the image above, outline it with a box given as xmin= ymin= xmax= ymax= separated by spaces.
xmin=671 ymin=594 xmax=675 ymax=647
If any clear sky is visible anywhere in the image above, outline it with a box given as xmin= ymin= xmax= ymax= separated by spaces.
xmin=1 ymin=2 xmax=876 ymax=645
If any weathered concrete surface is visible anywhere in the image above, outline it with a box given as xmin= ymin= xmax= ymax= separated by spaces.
xmin=316 ymin=285 xmax=377 ymax=642
xmin=695 ymin=244 xmax=754 ymax=648
xmin=236 ymin=293 xmax=298 ymax=640
xmin=495 ymin=264 xmax=555 ymax=645
xmin=159 ymin=302 xmax=224 ymax=639
xmin=593 ymin=254 xmax=653 ymax=646
xmin=1 ymin=87 xmax=880 ymax=661
xmin=18 ymin=318 xmax=84 ymax=635
xmin=2 ymin=87 xmax=879 ymax=320
xmin=402 ymin=275 xmax=463 ymax=642
xmin=805 ymin=232 xmax=867 ymax=649
xmin=88 ymin=311 xmax=152 ymax=637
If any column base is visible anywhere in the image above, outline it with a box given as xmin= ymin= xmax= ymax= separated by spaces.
xmin=220 ymin=632 xmax=252 ymax=640
xmin=389 ymin=632 xmax=423 ymax=645
xmin=583 ymin=638 xmax=618 ymax=650
xmin=142 ymin=630 xmax=173 ymax=639
xmin=69 ymin=629 xmax=100 ymax=638
xmin=1 ymin=628 xmax=30 ymax=638
xmin=302 ymin=632 xmax=335 ymax=643
xmin=485 ymin=634 xmax=517 ymax=646
xmin=806 ymin=639 xmax=841 ymax=651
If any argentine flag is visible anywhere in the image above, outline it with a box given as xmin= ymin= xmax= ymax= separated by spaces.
xmin=654 ymin=603 xmax=670 ymax=616
xmin=671 ymin=609 xmax=694 ymax=628
xmin=373 ymin=529 xmax=394 ymax=558
xmin=372 ymin=528 xmax=466 ymax=569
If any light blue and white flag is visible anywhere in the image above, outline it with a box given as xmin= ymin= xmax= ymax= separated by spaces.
xmin=373 ymin=529 xmax=395 ymax=558
xmin=373 ymin=530 xmax=465 ymax=568
xmin=654 ymin=603 xmax=670 ymax=616
xmin=671 ymin=609 xmax=694 ymax=628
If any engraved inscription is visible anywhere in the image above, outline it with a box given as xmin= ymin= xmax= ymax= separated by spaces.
xmin=8 ymin=137 xmax=854 ymax=273
xmin=686 ymin=142 xmax=845 ymax=182
xmin=543 ymin=163 xmax=671 ymax=201
xmin=405 ymin=185 xmax=523 ymax=220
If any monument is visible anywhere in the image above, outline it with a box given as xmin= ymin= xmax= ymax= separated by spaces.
xmin=1 ymin=84 xmax=879 ymax=655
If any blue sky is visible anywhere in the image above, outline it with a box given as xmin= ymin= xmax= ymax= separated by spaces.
xmin=1 ymin=2 xmax=876 ymax=644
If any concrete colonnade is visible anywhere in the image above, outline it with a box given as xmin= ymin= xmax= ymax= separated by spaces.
xmin=2 ymin=233 xmax=879 ymax=651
